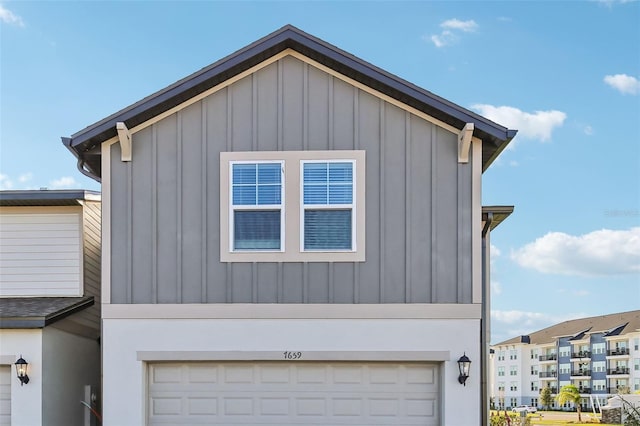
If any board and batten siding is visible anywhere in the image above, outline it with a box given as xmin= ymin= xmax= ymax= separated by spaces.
xmin=109 ymin=55 xmax=474 ymax=305
xmin=0 ymin=207 xmax=83 ymax=297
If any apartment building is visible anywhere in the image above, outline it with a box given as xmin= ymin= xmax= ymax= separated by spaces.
xmin=490 ymin=310 xmax=640 ymax=411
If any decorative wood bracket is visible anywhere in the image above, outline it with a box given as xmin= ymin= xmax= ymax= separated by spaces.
xmin=458 ymin=123 xmax=474 ymax=163
xmin=116 ymin=122 xmax=132 ymax=162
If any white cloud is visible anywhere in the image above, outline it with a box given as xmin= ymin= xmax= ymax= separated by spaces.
xmin=509 ymin=160 xmax=519 ymax=167
xmin=583 ymin=125 xmax=594 ymax=136
xmin=428 ymin=18 xmax=478 ymax=48
xmin=490 ymin=244 xmax=501 ymax=257
xmin=0 ymin=174 xmax=13 ymax=190
xmin=604 ymin=74 xmax=640 ymax=95
xmin=511 ymin=227 xmax=640 ymax=276
xmin=429 ymin=31 xmax=455 ymax=48
xmin=471 ymin=104 xmax=566 ymax=142
xmin=441 ymin=19 xmax=478 ymax=32
xmin=596 ymin=0 xmax=637 ymax=7
xmin=0 ymin=4 xmax=24 ymax=27
xmin=491 ymin=310 xmax=587 ymax=342
xmin=18 ymin=172 xmax=32 ymax=183
xmin=49 ymin=176 xmax=81 ymax=189
xmin=491 ymin=280 xmax=502 ymax=295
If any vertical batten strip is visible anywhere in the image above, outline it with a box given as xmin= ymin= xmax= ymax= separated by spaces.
xmin=201 ymin=99 xmax=208 ymax=302
xmin=303 ymin=63 xmax=309 ymax=151
xmin=277 ymin=263 xmax=283 ymax=303
xmin=457 ymin=163 xmax=464 ymax=303
xmin=126 ymin=161 xmax=132 ymax=303
xmin=226 ymin=87 xmax=233 ymax=302
xmin=405 ymin=113 xmax=412 ymax=303
xmin=328 ymin=76 xmax=334 ymax=150
xmin=303 ymin=263 xmax=309 ymax=303
xmin=252 ymin=74 xmax=258 ymax=151
xmin=151 ymin=125 xmax=158 ymax=303
xmin=430 ymin=125 xmax=438 ymax=303
xmin=353 ymin=87 xmax=360 ymax=303
xmin=176 ymin=111 xmax=183 ymax=303
xmin=252 ymin=263 xmax=258 ymax=303
xmin=277 ymin=60 xmax=283 ymax=151
xmin=379 ymin=100 xmax=385 ymax=303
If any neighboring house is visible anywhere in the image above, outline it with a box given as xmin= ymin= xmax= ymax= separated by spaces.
xmin=63 ymin=25 xmax=516 ymax=425
xmin=490 ymin=310 xmax=640 ymax=412
xmin=0 ymin=190 xmax=101 ymax=426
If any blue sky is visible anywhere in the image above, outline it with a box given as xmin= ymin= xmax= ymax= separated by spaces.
xmin=1 ymin=1 xmax=638 ymax=343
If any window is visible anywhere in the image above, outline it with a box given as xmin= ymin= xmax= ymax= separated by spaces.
xmin=498 ymin=382 xmax=505 ymax=391
xmin=510 ymin=398 xmax=517 ymax=408
xmin=634 ymin=358 xmax=640 ymax=371
xmin=531 ymin=381 xmax=539 ymax=391
xmin=560 ymin=346 xmax=571 ymax=357
xmin=559 ymin=363 xmax=570 ymax=374
xmin=593 ymin=361 xmax=606 ymax=373
xmin=510 ymin=366 xmax=518 ymax=376
xmin=220 ymin=151 xmax=365 ymax=262
xmin=510 ymin=382 xmax=518 ymax=391
xmin=230 ymin=161 xmax=283 ymax=251
xmin=498 ymin=367 xmax=505 ymax=377
xmin=301 ymin=161 xmax=354 ymax=251
xmin=593 ymin=380 xmax=605 ymax=391
xmin=531 ymin=398 xmax=538 ymax=407
xmin=634 ymin=338 xmax=639 ymax=351
xmin=510 ymin=349 xmax=518 ymax=360
xmin=531 ymin=366 xmax=538 ymax=375
xmin=592 ymin=343 xmax=605 ymax=355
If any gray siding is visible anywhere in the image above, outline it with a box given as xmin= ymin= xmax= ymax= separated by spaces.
xmin=110 ymin=56 xmax=474 ymax=304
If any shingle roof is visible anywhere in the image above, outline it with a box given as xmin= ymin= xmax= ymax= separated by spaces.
xmin=63 ymin=25 xmax=517 ymax=181
xmin=494 ymin=310 xmax=640 ymax=346
xmin=0 ymin=189 xmax=100 ymax=206
xmin=0 ymin=297 xmax=94 ymax=328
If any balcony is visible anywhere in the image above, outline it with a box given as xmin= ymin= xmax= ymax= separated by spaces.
xmin=607 ymin=387 xmax=628 ymax=394
xmin=578 ymin=387 xmax=592 ymax=394
xmin=539 ymin=371 xmax=558 ymax=378
xmin=571 ymin=351 xmax=591 ymax=359
xmin=539 ymin=354 xmax=557 ymax=362
xmin=570 ymin=369 xmax=591 ymax=377
xmin=607 ymin=348 xmax=630 ymax=356
xmin=607 ymin=367 xmax=630 ymax=375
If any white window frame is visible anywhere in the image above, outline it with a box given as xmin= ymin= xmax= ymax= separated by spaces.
xmin=229 ymin=160 xmax=285 ymax=253
xmin=220 ymin=150 xmax=365 ymax=263
xmin=299 ymin=159 xmax=356 ymax=253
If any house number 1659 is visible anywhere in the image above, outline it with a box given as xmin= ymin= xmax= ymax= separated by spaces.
xmin=283 ymin=351 xmax=302 ymax=360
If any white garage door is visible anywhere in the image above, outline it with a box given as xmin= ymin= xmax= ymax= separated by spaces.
xmin=148 ymin=361 xmax=439 ymax=425
xmin=0 ymin=365 xmax=10 ymax=426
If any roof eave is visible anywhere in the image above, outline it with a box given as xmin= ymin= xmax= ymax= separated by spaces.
xmin=63 ymin=25 xmax=516 ymax=178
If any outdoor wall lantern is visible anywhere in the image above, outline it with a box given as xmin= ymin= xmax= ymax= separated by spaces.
xmin=15 ymin=355 xmax=29 ymax=386
xmin=457 ymin=353 xmax=471 ymax=386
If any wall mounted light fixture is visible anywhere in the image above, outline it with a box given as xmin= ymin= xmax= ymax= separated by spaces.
xmin=457 ymin=353 xmax=471 ymax=386
xmin=15 ymin=355 xmax=29 ymax=386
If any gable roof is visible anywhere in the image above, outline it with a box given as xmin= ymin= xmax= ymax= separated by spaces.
xmin=63 ymin=25 xmax=517 ymax=181
xmin=494 ymin=310 xmax=640 ymax=346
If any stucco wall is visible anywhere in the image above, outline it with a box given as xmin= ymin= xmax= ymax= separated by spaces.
xmin=0 ymin=329 xmax=43 ymax=426
xmin=42 ymin=326 xmax=100 ymax=426
xmin=102 ymin=316 xmax=481 ymax=425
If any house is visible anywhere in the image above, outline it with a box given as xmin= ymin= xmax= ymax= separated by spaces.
xmin=63 ymin=25 xmax=516 ymax=425
xmin=0 ymin=189 xmax=101 ymax=425
xmin=490 ymin=310 xmax=640 ymax=412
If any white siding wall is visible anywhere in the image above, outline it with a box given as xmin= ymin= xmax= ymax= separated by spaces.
xmin=0 ymin=208 xmax=83 ymax=297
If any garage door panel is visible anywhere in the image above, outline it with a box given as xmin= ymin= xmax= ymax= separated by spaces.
xmin=0 ymin=366 xmax=10 ymax=426
xmin=148 ymin=362 xmax=439 ymax=425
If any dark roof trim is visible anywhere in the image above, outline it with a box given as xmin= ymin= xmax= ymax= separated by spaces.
xmin=0 ymin=190 xmax=100 ymax=206
xmin=482 ymin=205 xmax=514 ymax=231
xmin=0 ymin=297 xmax=94 ymax=329
xmin=63 ymin=25 xmax=516 ymax=180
